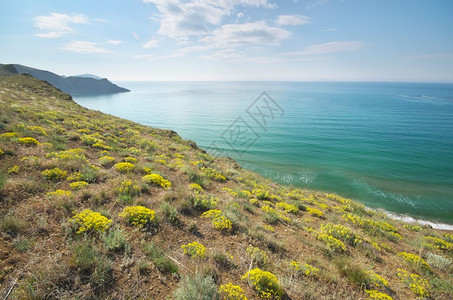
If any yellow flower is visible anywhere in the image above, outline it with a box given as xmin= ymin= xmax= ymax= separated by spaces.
xmin=119 ymin=206 xmax=156 ymax=228
xmin=69 ymin=209 xmax=112 ymax=234
xmin=142 ymin=173 xmax=172 ymax=189
xmin=181 ymin=241 xmax=206 ymax=259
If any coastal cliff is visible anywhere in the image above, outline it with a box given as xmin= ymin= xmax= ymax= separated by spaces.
xmin=0 ymin=75 xmax=451 ymax=299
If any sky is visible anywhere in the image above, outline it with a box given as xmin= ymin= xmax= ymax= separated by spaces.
xmin=1 ymin=0 xmax=453 ymax=82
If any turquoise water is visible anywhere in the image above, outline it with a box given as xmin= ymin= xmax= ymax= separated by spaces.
xmin=74 ymin=82 xmax=453 ymax=224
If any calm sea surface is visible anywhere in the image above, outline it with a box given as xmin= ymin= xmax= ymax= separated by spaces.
xmin=74 ymin=82 xmax=453 ymax=224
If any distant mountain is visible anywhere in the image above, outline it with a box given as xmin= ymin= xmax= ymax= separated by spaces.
xmin=0 ymin=64 xmax=18 ymax=76
xmin=0 ymin=64 xmax=129 ymax=95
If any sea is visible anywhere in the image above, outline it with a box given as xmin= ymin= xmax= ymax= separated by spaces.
xmin=73 ymin=81 xmax=453 ymax=227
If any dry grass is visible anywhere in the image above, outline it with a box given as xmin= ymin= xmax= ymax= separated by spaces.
xmin=0 ymin=74 xmax=452 ymax=299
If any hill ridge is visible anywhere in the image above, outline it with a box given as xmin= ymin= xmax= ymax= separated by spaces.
xmin=0 ymin=74 xmax=452 ymax=299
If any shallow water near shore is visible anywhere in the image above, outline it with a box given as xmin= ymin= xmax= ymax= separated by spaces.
xmin=74 ymin=81 xmax=453 ymax=225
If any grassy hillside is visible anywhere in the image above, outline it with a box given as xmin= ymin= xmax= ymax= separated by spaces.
xmin=0 ymin=74 xmax=452 ymax=299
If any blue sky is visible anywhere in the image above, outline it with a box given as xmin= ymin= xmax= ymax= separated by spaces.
xmin=1 ymin=0 xmax=453 ymax=82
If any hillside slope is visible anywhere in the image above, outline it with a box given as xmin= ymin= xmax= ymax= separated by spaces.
xmin=9 ymin=64 xmax=129 ymax=95
xmin=0 ymin=75 xmax=452 ymax=299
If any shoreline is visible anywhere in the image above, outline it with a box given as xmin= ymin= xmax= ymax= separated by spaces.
xmin=381 ymin=210 xmax=453 ymax=231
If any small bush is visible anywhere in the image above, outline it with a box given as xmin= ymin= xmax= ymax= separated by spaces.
xmin=397 ymin=268 xmax=430 ymax=298
xmin=426 ymin=252 xmax=451 ymax=271
xmin=246 ymin=246 xmax=268 ymax=267
xmin=181 ymin=241 xmax=207 ymax=259
xmin=114 ymin=162 xmax=135 ymax=173
xmin=70 ymin=181 xmax=89 ymax=190
xmin=1 ymin=215 xmax=26 ymax=236
xmin=42 ymin=167 xmax=67 ymax=181
xmin=317 ymin=233 xmax=346 ymax=253
xmin=119 ymin=206 xmax=157 ymax=229
xmin=398 ymin=252 xmax=431 ymax=273
xmin=69 ymin=209 xmax=113 ymax=234
xmin=242 ymin=268 xmax=283 ymax=299
xmin=102 ymin=228 xmax=128 ymax=253
xmin=219 ymin=283 xmax=247 ymax=300
xmin=174 ymin=273 xmax=219 ymax=300
xmin=364 ymin=290 xmax=393 ymax=300
xmin=202 ymin=209 xmax=232 ymax=232
xmin=18 ymin=137 xmax=39 ymax=146
xmin=142 ymin=174 xmax=172 ymax=189
xmin=161 ymin=202 xmax=180 ymax=226
xmin=143 ymin=243 xmax=178 ymax=274
xmin=99 ymin=155 xmax=115 ymax=167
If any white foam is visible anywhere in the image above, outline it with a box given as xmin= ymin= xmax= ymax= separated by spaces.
xmin=382 ymin=210 xmax=453 ymax=231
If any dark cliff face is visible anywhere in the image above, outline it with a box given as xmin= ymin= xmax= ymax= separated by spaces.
xmin=8 ymin=64 xmax=129 ymax=96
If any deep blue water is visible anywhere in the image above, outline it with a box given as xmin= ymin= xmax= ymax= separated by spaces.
xmin=74 ymin=81 xmax=453 ymax=224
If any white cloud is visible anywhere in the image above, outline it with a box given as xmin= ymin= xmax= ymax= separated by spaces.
xmin=281 ymin=41 xmax=363 ymax=56
xmin=108 ymin=40 xmax=123 ymax=45
xmin=134 ymin=52 xmax=183 ymax=60
xmin=34 ymin=13 xmax=88 ymax=38
xmin=237 ymin=12 xmax=245 ymax=19
xmin=201 ymin=49 xmax=244 ymax=60
xmin=63 ymin=41 xmax=108 ymax=54
xmin=201 ymin=22 xmax=291 ymax=48
xmin=143 ymin=39 xmax=158 ymax=48
xmin=275 ymin=15 xmax=311 ymax=26
xmin=132 ymin=31 xmax=140 ymax=40
xmin=143 ymin=0 xmax=275 ymax=41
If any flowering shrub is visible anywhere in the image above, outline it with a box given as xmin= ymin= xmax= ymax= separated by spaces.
xmin=290 ymin=261 xmax=319 ymax=276
xmin=242 ymin=268 xmax=283 ymax=299
xmin=246 ymin=246 xmax=268 ymax=267
xmin=7 ymin=165 xmax=19 ymax=174
xmin=223 ymin=187 xmax=238 ymax=197
xmin=47 ymin=148 xmax=87 ymax=163
xmin=142 ymin=174 xmax=172 ymax=189
xmin=92 ymin=142 xmax=112 ymax=151
xmin=17 ymin=137 xmax=39 ymax=146
xmin=320 ymin=223 xmax=360 ymax=246
xmin=423 ymin=236 xmax=452 ymax=251
xmin=317 ymin=234 xmax=346 ymax=253
xmin=27 ymin=125 xmax=47 ymax=136
xmin=119 ymin=206 xmax=156 ymax=229
xmin=396 ymin=268 xmax=430 ymax=298
xmin=219 ymin=283 xmax=247 ymax=300
xmin=343 ymin=213 xmax=402 ymax=240
xmin=127 ymin=146 xmax=141 ymax=155
xmin=154 ymin=159 xmax=167 ymax=165
xmin=201 ymin=166 xmax=226 ymax=182
xmin=69 ymin=209 xmax=112 ymax=234
xmin=181 ymin=241 xmax=206 ymax=259
xmin=367 ymin=271 xmax=389 ymax=288
xmin=42 ymin=167 xmax=67 ymax=181
xmin=264 ymin=225 xmax=275 ymax=232
xmin=114 ymin=162 xmax=136 ymax=173
xmin=124 ymin=157 xmax=137 ymax=163
xmin=202 ymin=209 xmax=232 ymax=232
xmin=306 ymin=207 xmax=323 ymax=218
xmin=364 ymin=290 xmax=393 ymax=300
xmin=252 ymin=189 xmax=270 ymax=200
xmin=404 ymin=224 xmax=422 ymax=232
xmin=47 ymin=189 xmax=72 ymax=198
xmin=99 ymin=155 xmax=115 ymax=166
xmin=398 ymin=252 xmax=431 ymax=272
xmin=70 ymin=181 xmax=89 ymax=190
xmin=118 ymin=180 xmax=140 ymax=196
xmin=0 ymin=132 xmax=18 ymax=139
xmin=191 ymin=193 xmax=218 ymax=211
xmin=189 ymin=183 xmax=203 ymax=192
xmin=275 ymin=202 xmax=298 ymax=214
xmin=0 ymin=148 xmax=4 ymax=156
